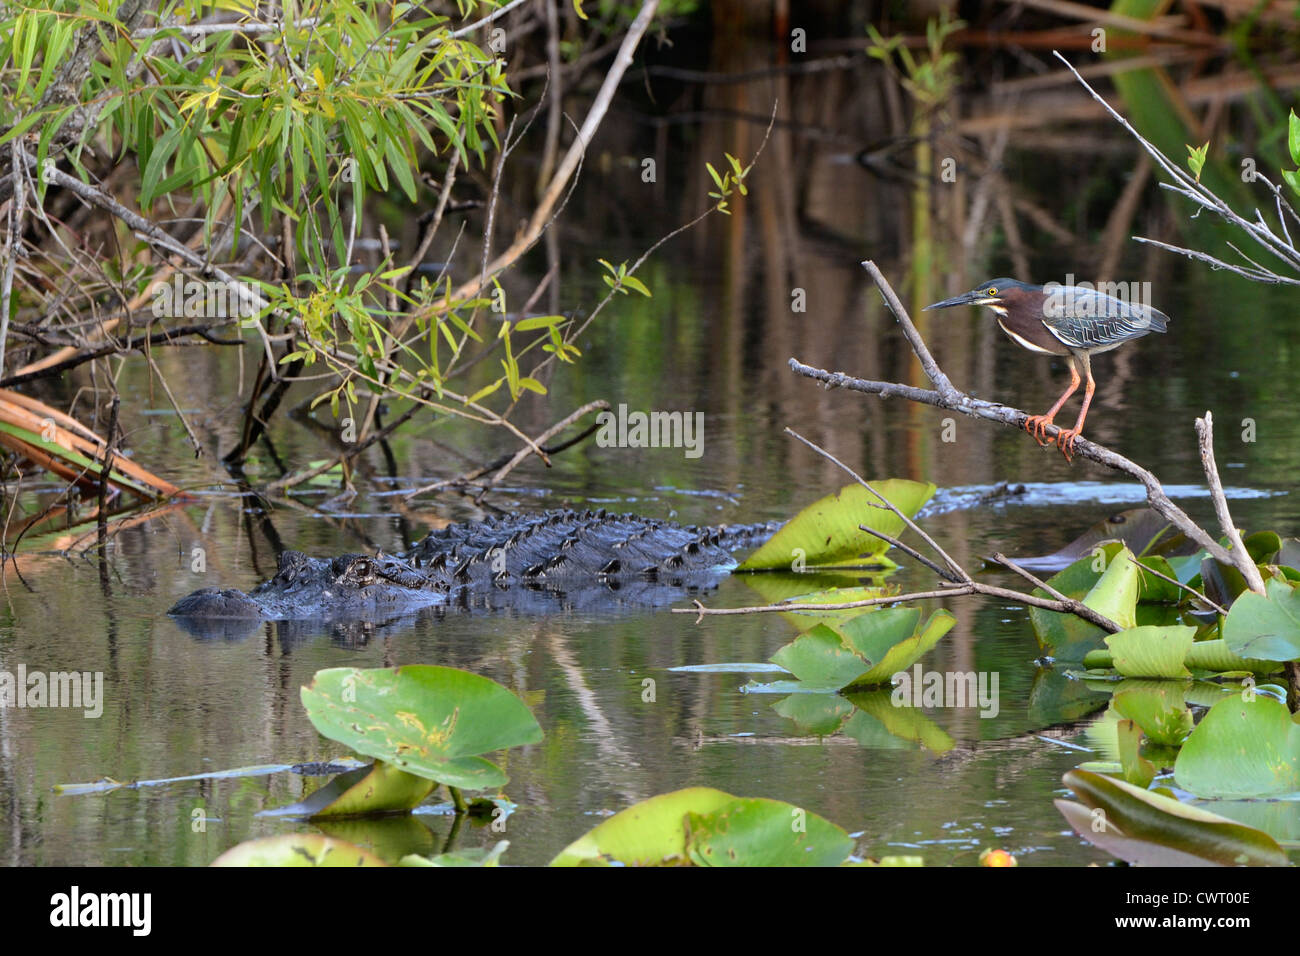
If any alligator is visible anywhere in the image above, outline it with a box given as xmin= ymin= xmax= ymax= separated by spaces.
xmin=168 ymin=508 xmax=783 ymax=629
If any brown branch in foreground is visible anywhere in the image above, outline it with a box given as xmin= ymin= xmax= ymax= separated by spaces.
xmin=992 ymin=552 xmax=1121 ymax=631
xmin=788 ymin=260 xmax=1237 ymax=570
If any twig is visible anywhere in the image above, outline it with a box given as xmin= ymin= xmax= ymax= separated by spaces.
xmin=675 ymin=583 xmax=1122 ymax=632
xmin=1195 ymin=411 xmax=1266 ymax=595
xmin=992 ymin=552 xmax=1122 ymax=631
xmin=403 ymin=400 xmax=610 ymax=498
xmin=858 ymin=523 xmax=960 ymax=584
xmin=1124 ymin=554 xmax=1226 ymax=614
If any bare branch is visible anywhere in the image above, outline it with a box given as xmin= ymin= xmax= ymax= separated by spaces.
xmin=1196 ymin=411 xmax=1266 ymax=595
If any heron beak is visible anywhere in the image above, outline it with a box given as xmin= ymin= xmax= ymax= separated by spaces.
xmin=923 ymin=290 xmax=984 ymax=311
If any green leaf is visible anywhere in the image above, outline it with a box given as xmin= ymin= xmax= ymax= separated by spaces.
xmin=300 ymin=666 xmax=543 ymax=791
xmin=737 ymin=480 xmax=935 ymax=571
xmin=1056 ymin=769 xmax=1287 ymax=867
xmin=770 ymin=624 xmax=872 ymax=690
xmin=1222 ymin=578 xmax=1300 ymax=661
xmin=550 ymin=788 xmax=853 ymax=867
xmin=1185 ymin=141 xmax=1208 ymax=182
xmin=1174 ymin=695 xmax=1300 ymax=798
xmin=1104 ymin=624 xmax=1196 ymax=679
xmin=513 ymin=314 xmax=567 ymax=332
xmin=1289 ymin=109 xmax=1300 ymax=166
xmin=1086 ymin=546 xmax=1141 ymax=630
xmin=1111 ymin=680 xmax=1194 ymax=747
xmin=620 ymin=274 xmax=651 ymax=297
xmin=846 ymin=607 xmax=955 ymax=687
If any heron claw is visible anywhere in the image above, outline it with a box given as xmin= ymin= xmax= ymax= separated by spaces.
xmin=1023 ymin=414 xmax=1056 ymax=447
xmin=1055 ymin=427 xmax=1082 ymax=462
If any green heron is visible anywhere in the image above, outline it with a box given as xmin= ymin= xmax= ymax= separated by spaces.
xmin=923 ymin=278 xmax=1169 ymax=460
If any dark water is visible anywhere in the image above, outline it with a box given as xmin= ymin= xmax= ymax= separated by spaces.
xmin=3 ymin=41 xmax=1299 ymax=866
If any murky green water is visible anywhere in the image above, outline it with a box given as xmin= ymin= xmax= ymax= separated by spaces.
xmin=2 ymin=45 xmax=1299 ymax=865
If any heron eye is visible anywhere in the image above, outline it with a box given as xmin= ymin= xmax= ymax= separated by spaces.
xmin=986 ymin=286 xmax=998 ymax=295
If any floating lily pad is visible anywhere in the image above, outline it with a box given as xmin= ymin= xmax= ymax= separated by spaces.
xmin=1222 ymin=578 xmax=1300 ymax=662
xmin=1105 ymin=625 xmax=1195 ymax=679
xmin=550 ymin=788 xmax=854 ymax=866
xmin=1174 ymin=695 xmax=1300 ymax=798
xmin=400 ymin=841 xmax=510 ymax=867
xmin=1029 ymin=544 xmax=1139 ymax=662
xmin=1056 ymin=769 xmax=1287 ymax=867
xmin=300 ymin=666 xmax=543 ymax=791
xmin=738 ymin=480 xmax=934 ymax=571
xmin=211 ymin=834 xmax=390 ymax=867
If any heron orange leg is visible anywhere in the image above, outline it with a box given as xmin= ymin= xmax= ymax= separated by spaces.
xmin=1054 ymin=359 xmax=1096 ymax=462
xmin=1023 ymin=358 xmax=1081 ymax=447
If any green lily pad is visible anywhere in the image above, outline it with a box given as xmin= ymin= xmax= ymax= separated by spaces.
xmin=400 ymin=841 xmax=510 ymax=867
xmin=211 ymin=834 xmax=390 ymax=867
xmin=1029 ymin=544 xmax=1139 ymax=662
xmin=1105 ymin=624 xmax=1196 ymax=679
xmin=1056 ymin=769 xmax=1287 ymax=867
xmin=770 ymin=624 xmax=872 ymax=690
xmin=1222 ymin=578 xmax=1300 ymax=662
xmin=300 ymin=666 xmax=543 ymax=791
xmin=550 ymin=788 xmax=853 ymax=866
xmin=738 ymin=480 xmax=934 ymax=570
xmin=1112 ymin=680 xmax=1194 ymax=747
xmin=850 ymin=608 xmax=956 ymax=687
xmin=684 ymin=798 xmax=855 ymax=867
xmin=1174 ymin=695 xmax=1300 ymax=798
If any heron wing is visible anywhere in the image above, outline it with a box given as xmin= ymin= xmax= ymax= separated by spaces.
xmin=1040 ymin=287 xmax=1169 ymax=350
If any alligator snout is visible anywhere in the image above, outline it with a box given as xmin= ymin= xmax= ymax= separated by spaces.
xmin=168 ymin=587 xmax=265 ymax=619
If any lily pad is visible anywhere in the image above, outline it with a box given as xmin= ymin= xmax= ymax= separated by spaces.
xmin=1105 ymin=625 xmax=1195 ymax=679
xmin=211 ymin=834 xmax=390 ymax=867
xmin=300 ymin=666 xmax=543 ymax=791
xmin=738 ymin=480 xmax=934 ymax=571
xmin=1056 ymin=769 xmax=1287 ymax=867
xmin=1028 ymin=544 xmax=1139 ymax=662
xmin=1173 ymin=695 xmax=1300 ymax=798
xmin=770 ymin=624 xmax=872 ymax=691
xmin=1222 ymin=578 xmax=1300 ymax=662
xmin=550 ymin=788 xmax=854 ymax=867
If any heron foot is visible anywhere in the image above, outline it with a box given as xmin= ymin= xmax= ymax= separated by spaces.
xmin=1023 ymin=414 xmax=1057 ymax=446
xmin=1054 ymin=427 xmax=1083 ymax=462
